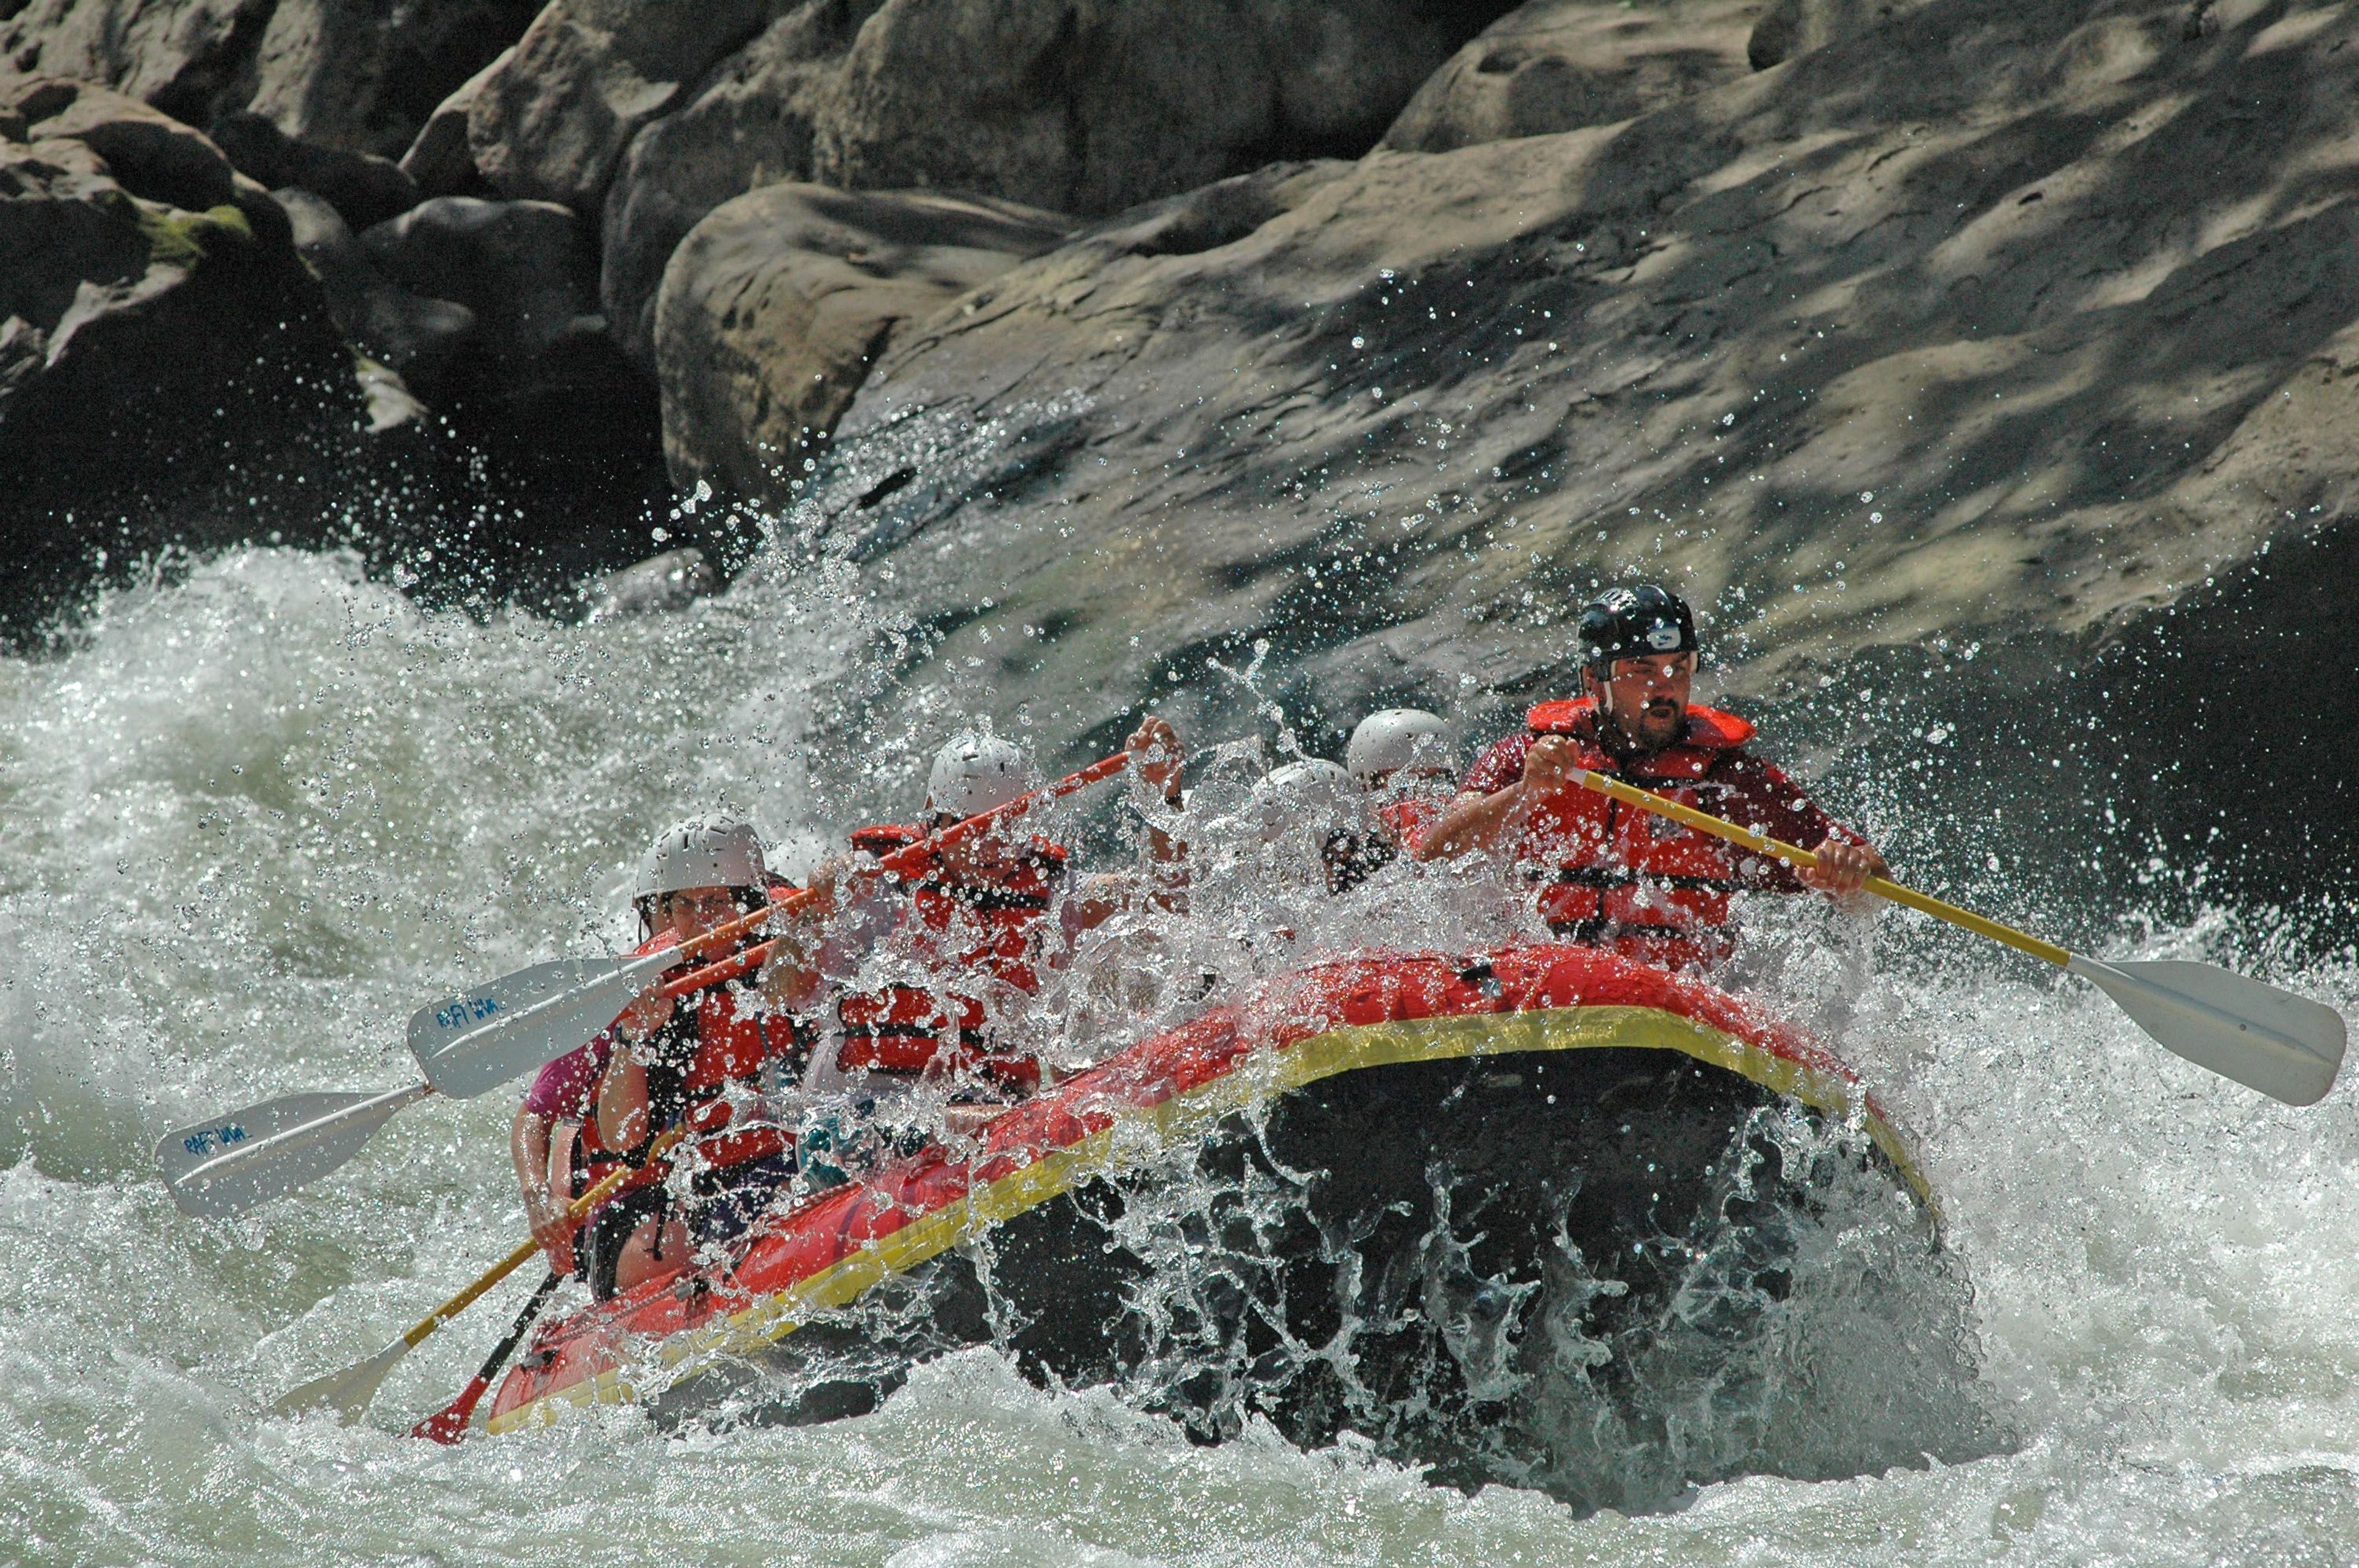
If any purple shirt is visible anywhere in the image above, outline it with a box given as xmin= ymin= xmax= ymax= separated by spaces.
xmin=522 ymin=1036 xmax=613 ymax=1120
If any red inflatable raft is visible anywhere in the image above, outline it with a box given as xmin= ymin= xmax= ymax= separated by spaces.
xmin=485 ymin=943 xmax=1929 ymax=1435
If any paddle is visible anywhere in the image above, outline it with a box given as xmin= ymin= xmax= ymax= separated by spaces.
xmin=157 ymin=1082 xmax=434 ymax=1219
xmin=164 ymin=749 xmax=1136 ymax=1217
xmin=1567 ymin=768 xmax=2349 ymax=1107
xmin=271 ymin=1128 xmax=684 ymax=1424
xmin=407 ymin=1270 xmax=564 ymax=1444
xmin=402 ymin=748 xmax=1134 ymax=1096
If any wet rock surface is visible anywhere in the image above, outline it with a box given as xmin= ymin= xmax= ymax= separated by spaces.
xmin=804 ymin=0 xmax=2359 ymax=760
xmin=584 ymin=542 xmax=718 ymax=617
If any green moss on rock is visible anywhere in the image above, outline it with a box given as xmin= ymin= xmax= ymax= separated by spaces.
xmin=138 ymin=203 xmax=255 ymax=267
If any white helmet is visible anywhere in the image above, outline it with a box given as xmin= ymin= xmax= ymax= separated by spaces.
xmin=633 ymin=814 xmax=768 ymax=902
xmin=1345 ymin=709 xmax=1454 ymax=788
xmin=1248 ymin=757 xmax=1360 ymax=842
xmin=925 ymin=731 xmax=1036 ymax=819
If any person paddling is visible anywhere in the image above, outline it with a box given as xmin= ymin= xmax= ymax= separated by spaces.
xmin=792 ymin=719 xmax=1187 ymax=1182
xmin=512 ymin=817 xmax=807 ymax=1298
xmin=1345 ymin=708 xmax=1457 ymax=856
xmin=1418 ymin=583 xmax=1886 ymax=968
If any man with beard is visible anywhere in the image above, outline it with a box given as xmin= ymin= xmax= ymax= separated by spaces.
xmin=1418 ymin=582 xmax=1886 ymax=969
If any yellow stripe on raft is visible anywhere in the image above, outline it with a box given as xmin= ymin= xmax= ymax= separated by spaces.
xmin=487 ymin=1003 xmax=1928 ymax=1434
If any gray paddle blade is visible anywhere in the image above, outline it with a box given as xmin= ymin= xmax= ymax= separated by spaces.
xmin=2068 ymin=955 xmax=2348 ymax=1107
xmin=407 ymin=956 xmax=642 ymax=1099
xmin=270 ymin=1335 xmax=410 ymax=1423
xmin=156 ymin=1089 xmax=409 ymax=1219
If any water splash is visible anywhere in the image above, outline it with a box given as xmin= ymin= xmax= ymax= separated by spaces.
xmin=2 ymin=544 xmax=2357 ymax=1565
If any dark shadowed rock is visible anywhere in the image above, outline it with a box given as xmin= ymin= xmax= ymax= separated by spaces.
xmin=0 ymin=0 xmax=537 ymax=158
xmin=361 ymin=193 xmax=597 ymax=369
xmin=0 ymin=75 xmax=374 ymax=641
xmin=1383 ymin=0 xmax=1762 ymax=152
xmin=241 ymin=0 xmax=541 ymax=155
xmin=277 ymin=185 xmax=475 ymax=388
xmin=12 ymin=72 xmax=238 ymax=209
xmin=213 ymin=109 xmax=417 ymax=228
xmin=1745 ymin=0 xmax=1925 ymax=69
xmin=600 ymin=0 xmax=856 ymax=370
xmin=358 ymin=190 xmax=667 ymax=555
xmin=654 ymin=181 xmax=1070 ymax=499
xmin=464 ymin=0 xmax=773 ymax=212
xmin=802 ymin=0 xmax=2359 ymax=756
xmin=398 ymin=42 xmax=507 ymax=197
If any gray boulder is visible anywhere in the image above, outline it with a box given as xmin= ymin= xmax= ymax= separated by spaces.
xmin=240 ymin=0 xmax=541 ymax=155
xmin=463 ymin=0 xmax=773 ymax=212
xmin=601 ymin=0 xmax=1516 ymax=370
xmin=0 ymin=1 xmax=538 ymax=158
xmin=10 ymin=70 xmax=238 ymax=209
xmin=600 ymin=0 xmax=856 ymax=369
xmin=0 ymin=1 xmax=269 ymax=131
xmin=654 ymin=182 xmax=1070 ymax=498
xmin=801 ymin=0 xmax=2359 ymax=751
xmin=808 ymin=0 xmax=1484 ymax=217
xmin=1382 ymin=0 xmax=1762 ymax=152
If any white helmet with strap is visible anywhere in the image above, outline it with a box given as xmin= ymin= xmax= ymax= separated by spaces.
xmin=633 ymin=814 xmax=768 ymax=903
xmin=926 ymin=731 xmax=1037 ymax=819
xmin=1344 ymin=709 xmax=1454 ymax=788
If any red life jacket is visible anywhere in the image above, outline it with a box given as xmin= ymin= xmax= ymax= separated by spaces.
xmin=832 ymin=824 xmax=1068 ymax=1089
xmin=579 ymin=886 xmax=805 ymax=1185
xmin=1512 ymin=699 xmax=1780 ymax=958
xmin=1377 ymin=794 xmax=1441 ymax=856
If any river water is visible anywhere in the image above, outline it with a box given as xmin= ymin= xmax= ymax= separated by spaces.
xmin=2 ymin=545 xmax=2356 ymax=1566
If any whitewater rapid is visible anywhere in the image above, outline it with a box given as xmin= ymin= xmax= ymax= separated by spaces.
xmin=4 ymin=547 xmax=2357 ymax=1566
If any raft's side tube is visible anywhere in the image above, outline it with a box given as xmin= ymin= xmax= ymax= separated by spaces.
xmin=486 ymin=945 xmax=1923 ymax=1433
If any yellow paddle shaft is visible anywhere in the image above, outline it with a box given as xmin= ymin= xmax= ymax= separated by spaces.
xmin=395 ymin=1127 xmax=686 ymax=1351
xmin=1567 ymin=768 xmax=2071 ymax=970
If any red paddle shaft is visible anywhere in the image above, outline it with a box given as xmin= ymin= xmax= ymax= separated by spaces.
xmin=405 ymin=1129 xmax=690 ymax=1443
xmin=407 ymin=1270 xmax=563 ymax=1443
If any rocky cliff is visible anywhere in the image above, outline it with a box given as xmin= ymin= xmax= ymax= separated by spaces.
xmin=792 ymin=0 xmax=2359 ymax=760
xmin=4 ymin=1 xmax=2355 ymax=865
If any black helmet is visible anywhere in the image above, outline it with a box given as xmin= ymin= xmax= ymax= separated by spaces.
xmin=1577 ymin=583 xmax=1696 ymax=673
